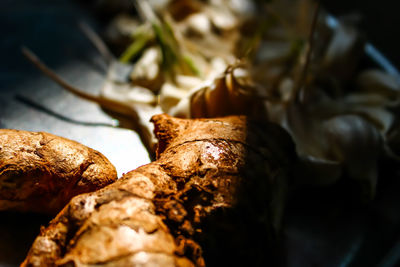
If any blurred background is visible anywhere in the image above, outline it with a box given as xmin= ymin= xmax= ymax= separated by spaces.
xmin=324 ymin=0 xmax=400 ymax=68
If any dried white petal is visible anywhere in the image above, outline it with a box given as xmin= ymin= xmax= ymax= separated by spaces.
xmin=356 ymin=69 xmax=400 ymax=97
xmin=130 ymin=47 xmax=162 ymax=83
xmin=186 ymin=13 xmax=211 ymax=35
xmin=323 ymin=115 xmax=382 ymax=198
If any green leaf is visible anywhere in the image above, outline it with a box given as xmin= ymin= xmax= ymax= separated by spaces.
xmin=119 ymin=33 xmax=151 ymax=63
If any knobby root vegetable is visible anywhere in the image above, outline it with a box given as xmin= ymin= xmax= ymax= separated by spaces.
xmin=0 ymin=130 xmax=117 ymax=215
xmin=22 ymin=114 xmax=294 ymax=266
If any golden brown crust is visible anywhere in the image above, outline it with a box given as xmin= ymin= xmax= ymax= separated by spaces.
xmin=21 ymin=114 xmax=294 ymax=266
xmin=0 ymin=129 xmax=117 ymax=215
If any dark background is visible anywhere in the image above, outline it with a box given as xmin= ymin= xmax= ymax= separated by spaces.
xmin=324 ymin=0 xmax=400 ymax=68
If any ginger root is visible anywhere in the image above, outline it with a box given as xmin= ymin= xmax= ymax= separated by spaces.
xmin=0 ymin=130 xmax=117 ymax=215
xmin=22 ymin=114 xmax=294 ymax=266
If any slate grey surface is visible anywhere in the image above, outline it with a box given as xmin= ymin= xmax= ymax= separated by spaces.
xmin=0 ymin=1 xmax=150 ymax=265
xmin=0 ymin=0 xmax=151 ymax=176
